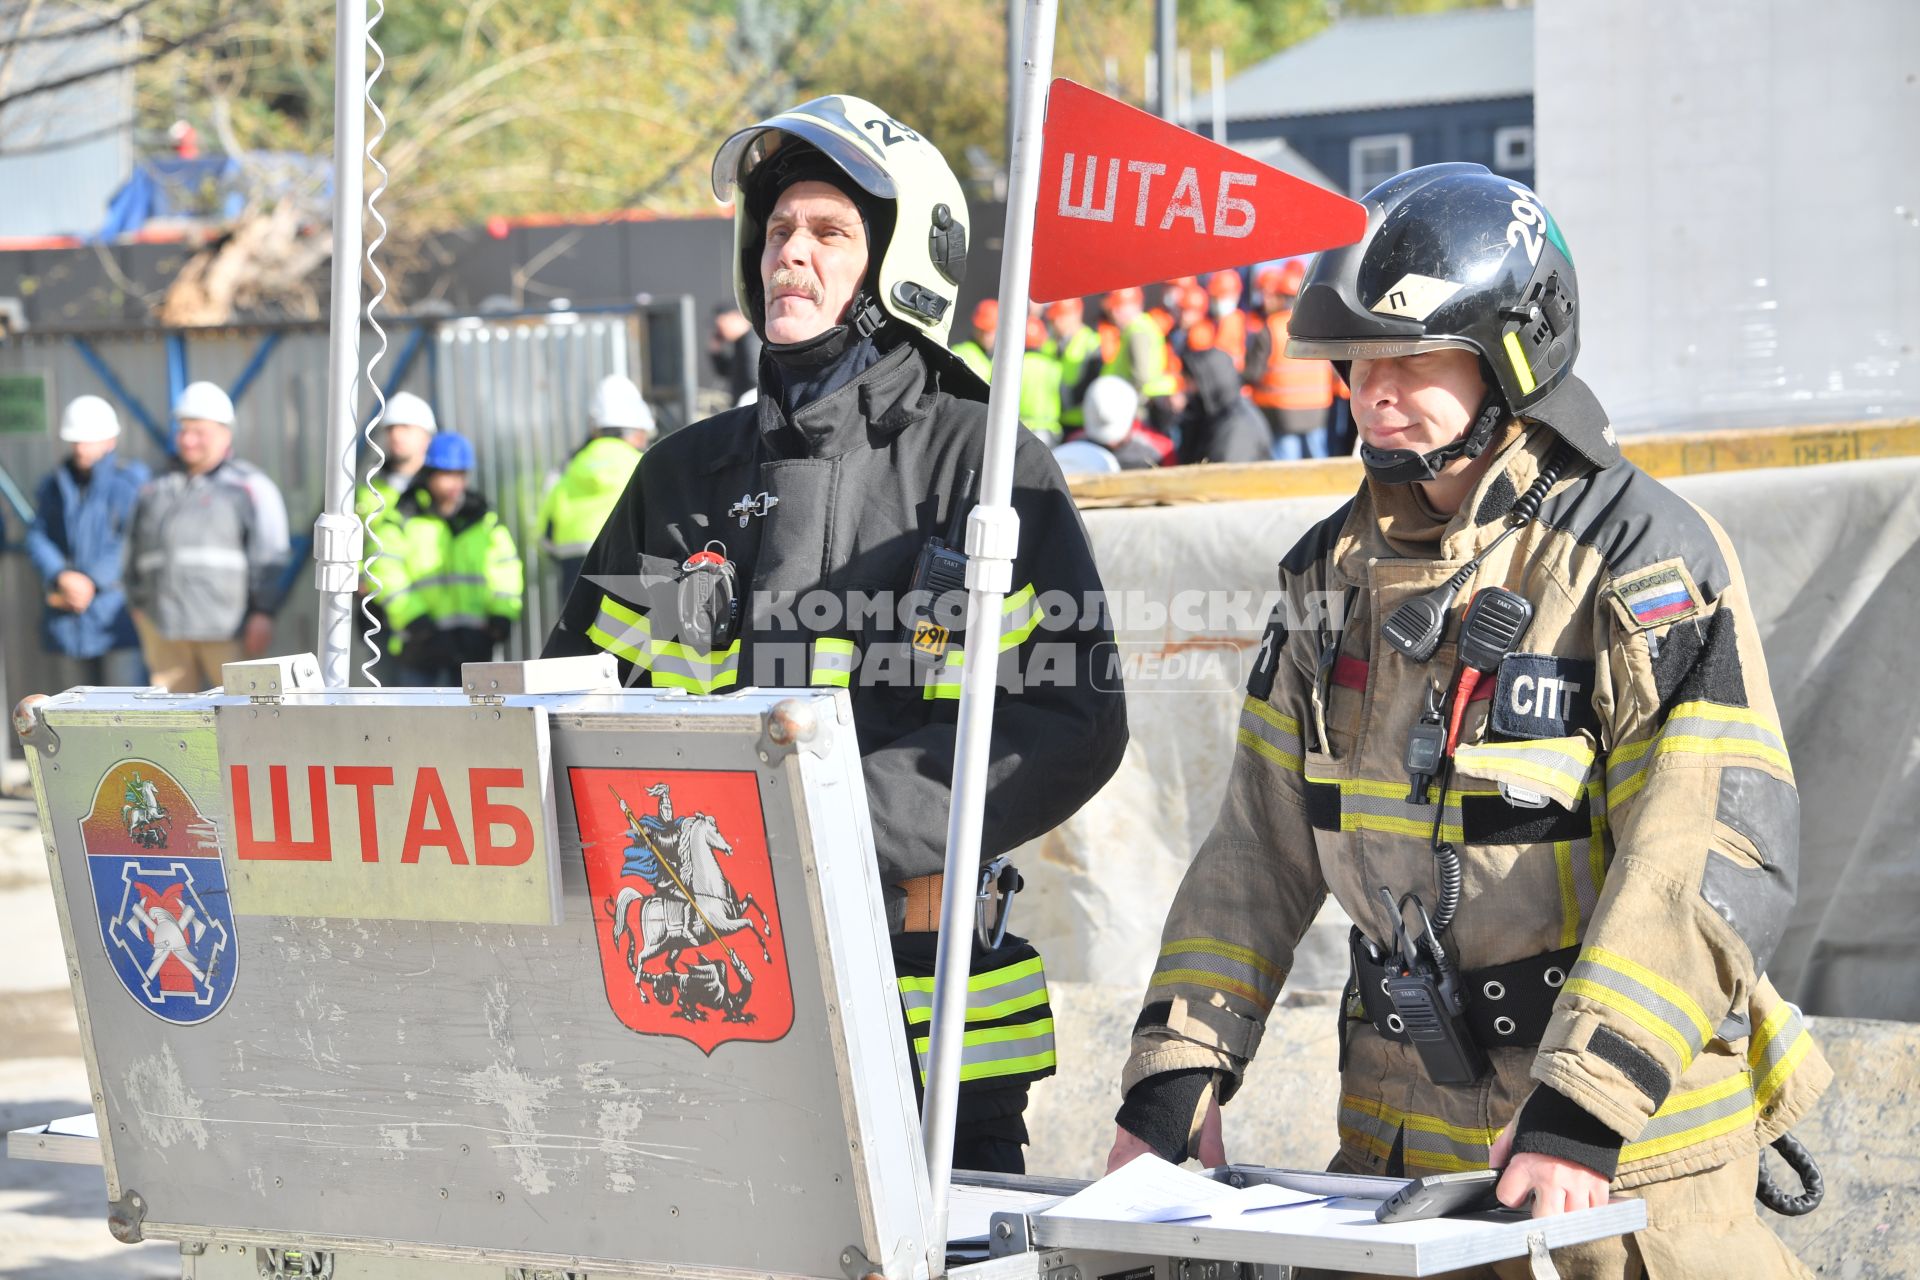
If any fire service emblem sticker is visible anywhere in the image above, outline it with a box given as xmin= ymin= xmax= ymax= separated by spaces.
xmin=82 ymin=760 xmax=237 ymax=1024
xmin=571 ymin=768 xmax=792 ymax=1052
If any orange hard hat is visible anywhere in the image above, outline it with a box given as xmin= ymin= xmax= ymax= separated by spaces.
xmin=1169 ymin=275 xmax=1199 ymax=290
xmin=1044 ymin=297 xmax=1084 ymax=322
xmin=1279 ymin=261 xmax=1307 ymax=294
xmin=1103 ymin=286 xmax=1144 ymax=312
xmin=1025 ymin=316 xmax=1047 ymax=350
xmin=1177 ymin=283 xmax=1208 ymax=313
xmin=1254 ymin=265 xmax=1288 ymax=297
xmin=973 ymin=298 xmax=999 ymax=332
xmin=1208 ymin=270 xmax=1243 ymax=300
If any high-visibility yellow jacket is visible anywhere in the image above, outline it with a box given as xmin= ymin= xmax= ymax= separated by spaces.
xmin=1051 ymin=326 xmax=1104 ymax=428
xmin=381 ymin=492 xmax=523 ymax=648
xmin=1019 ymin=349 xmax=1063 ymax=441
xmin=1103 ymin=313 xmax=1178 ymax=399
xmin=952 ymin=339 xmax=993 ymax=383
xmin=536 ymin=435 xmax=643 ymax=559
xmin=1125 ymin=423 xmax=1828 ymax=1194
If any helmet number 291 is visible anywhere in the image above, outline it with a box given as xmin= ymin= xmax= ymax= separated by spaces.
xmin=864 ymin=115 xmax=921 ymax=148
xmin=1505 ymin=184 xmax=1545 ymax=267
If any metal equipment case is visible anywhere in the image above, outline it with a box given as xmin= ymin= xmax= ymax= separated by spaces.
xmin=9 ymin=663 xmax=1640 ymax=1278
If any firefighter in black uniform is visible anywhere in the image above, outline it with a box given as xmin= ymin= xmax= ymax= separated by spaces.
xmin=543 ymin=94 xmax=1128 ymax=1173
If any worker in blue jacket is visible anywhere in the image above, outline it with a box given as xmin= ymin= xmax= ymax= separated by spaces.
xmin=25 ymin=396 xmax=150 ymax=685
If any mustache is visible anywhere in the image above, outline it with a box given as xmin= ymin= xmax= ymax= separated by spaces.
xmin=767 ymin=269 xmax=823 ymax=305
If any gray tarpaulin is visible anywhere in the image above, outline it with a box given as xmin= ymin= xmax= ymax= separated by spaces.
xmin=1019 ymin=457 xmax=1920 ymax=1023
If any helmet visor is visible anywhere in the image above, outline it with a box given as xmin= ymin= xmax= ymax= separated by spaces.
xmin=1284 ymin=335 xmax=1477 ymax=361
xmin=711 ymin=117 xmax=898 ymax=204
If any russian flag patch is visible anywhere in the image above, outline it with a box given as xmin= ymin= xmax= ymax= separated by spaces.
xmin=1612 ymin=561 xmax=1701 ymax=631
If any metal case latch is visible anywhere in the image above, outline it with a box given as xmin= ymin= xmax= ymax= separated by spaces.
xmin=255 ymin=1246 xmax=334 ymax=1279
xmin=223 ymin=654 xmax=324 ymax=702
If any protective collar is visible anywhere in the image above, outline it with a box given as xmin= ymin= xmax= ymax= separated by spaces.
xmin=1360 ymin=370 xmax=1621 ymax=484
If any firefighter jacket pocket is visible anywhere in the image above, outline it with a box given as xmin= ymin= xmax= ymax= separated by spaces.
xmin=1453 ymin=732 xmax=1598 ymax=813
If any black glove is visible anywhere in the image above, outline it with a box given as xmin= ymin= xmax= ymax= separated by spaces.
xmin=487 ymin=615 xmax=512 ymax=645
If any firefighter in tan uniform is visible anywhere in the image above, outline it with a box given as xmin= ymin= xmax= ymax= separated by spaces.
xmin=1107 ymin=164 xmax=1829 ymax=1277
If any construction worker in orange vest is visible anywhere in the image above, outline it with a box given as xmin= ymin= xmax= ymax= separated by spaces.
xmin=1205 ymin=270 xmax=1248 ymax=372
xmin=1247 ymin=261 xmax=1339 ymax=460
xmin=1167 ymin=280 xmax=1217 ymax=403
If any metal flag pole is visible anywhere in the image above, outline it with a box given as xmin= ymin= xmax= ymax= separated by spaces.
xmin=921 ymin=0 xmax=1058 ymax=1258
xmin=315 ymin=0 xmax=369 ymax=689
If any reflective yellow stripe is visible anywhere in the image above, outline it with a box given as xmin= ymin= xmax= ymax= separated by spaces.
xmin=586 ymin=595 xmax=651 ymax=667
xmin=1503 ymin=330 xmax=1537 ymax=396
xmin=1338 ymin=1093 xmax=1495 ymax=1173
xmin=1620 ymin=1071 xmax=1756 ymax=1163
xmin=1148 ymin=968 xmax=1270 ymax=1010
xmin=923 ymin=646 xmax=965 ymax=701
xmin=1565 ymin=946 xmax=1712 ymax=1068
xmin=810 ymin=637 xmax=856 ymax=688
xmin=902 ymin=986 xmax=1049 ymax=1026
xmin=1000 ymin=583 xmax=1042 ymax=651
xmin=1584 ymin=946 xmax=1712 ymax=1042
xmin=1154 ymin=931 xmax=1289 ymax=1008
xmin=1554 ymin=840 xmax=1579 ymax=949
xmin=897 ymin=954 xmax=1046 ymax=995
xmin=1749 ymin=1000 xmax=1815 ymax=1111
xmin=910 ymin=1017 xmax=1058 ymax=1083
xmin=1239 ymin=697 xmax=1304 ymax=773
xmin=1159 ymin=937 xmax=1287 ymax=985
xmin=1608 ymin=701 xmax=1792 ymax=807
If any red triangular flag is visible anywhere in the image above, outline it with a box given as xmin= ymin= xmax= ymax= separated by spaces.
xmin=1028 ymin=80 xmax=1367 ymax=303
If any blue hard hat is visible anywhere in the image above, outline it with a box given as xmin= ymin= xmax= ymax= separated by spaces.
xmin=424 ymin=432 xmax=475 ymax=472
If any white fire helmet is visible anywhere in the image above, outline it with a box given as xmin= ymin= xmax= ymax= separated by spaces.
xmin=711 ymin=95 xmax=971 ymax=345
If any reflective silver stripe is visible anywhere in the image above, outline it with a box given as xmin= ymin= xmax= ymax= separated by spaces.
xmin=438 ymin=613 xmax=488 ymax=629
xmin=136 ymin=547 xmax=251 ymax=572
xmin=1337 ymin=1095 xmax=1495 ymax=1173
xmin=650 ymin=644 xmax=741 ymax=694
xmin=1621 ymin=1074 xmax=1757 ymax=1162
xmin=547 ymin=540 xmax=594 ymax=558
xmin=1750 ymin=1000 xmax=1814 ymax=1111
xmin=1237 ymin=697 xmax=1303 ymax=773
xmin=1633 ymin=1078 xmax=1753 ymax=1145
xmin=1455 ymin=738 xmax=1596 ymax=802
xmin=1149 ymin=937 xmax=1284 ymax=1012
xmin=586 ymin=596 xmax=651 ymax=666
xmin=1608 ymin=703 xmax=1792 ymax=805
xmin=810 ymin=638 xmax=856 ymax=687
xmin=1564 ymin=947 xmax=1710 ymax=1066
xmin=897 ymin=957 xmax=1049 ymax=1025
xmin=909 ymin=1018 xmax=1057 ymax=1082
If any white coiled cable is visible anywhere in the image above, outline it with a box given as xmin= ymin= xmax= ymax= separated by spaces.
xmin=356 ymin=0 xmax=393 ymax=687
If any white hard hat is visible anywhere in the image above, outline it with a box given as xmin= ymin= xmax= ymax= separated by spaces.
xmin=713 ymin=95 xmax=971 ymax=345
xmin=173 ymin=380 xmax=235 ymax=427
xmin=1081 ymin=376 xmax=1140 ymax=447
xmin=380 ymin=390 xmax=437 ymax=433
xmin=58 ymin=395 xmax=121 ymax=443
xmin=590 ymin=375 xmax=654 ymax=434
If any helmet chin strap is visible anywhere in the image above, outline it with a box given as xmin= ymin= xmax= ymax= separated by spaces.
xmin=764 ymin=290 xmax=889 ymax=369
xmin=1359 ymin=383 xmax=1509 ymax=485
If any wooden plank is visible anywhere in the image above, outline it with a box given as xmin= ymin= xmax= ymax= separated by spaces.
xmin=1067 ymin=418 xmax=1920 ymax=508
